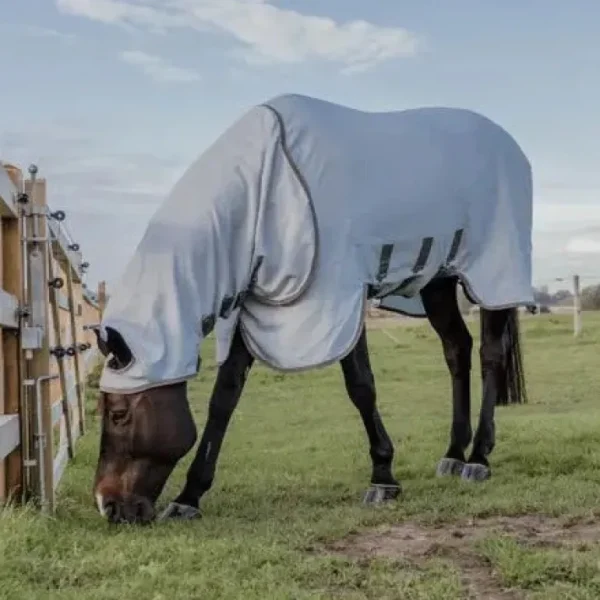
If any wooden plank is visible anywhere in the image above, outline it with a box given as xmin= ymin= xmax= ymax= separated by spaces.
xmin=52 ymin=367 xmax=82 ymax=491
xmin=48 ymin=219 xmax=83 ymax=283
xmin=83 ymin=287 xmax=99 ymax=308
xmin=2 ymin=163 xmax=24 ymax=191
xmin=47 ymin=247 xmax=74 ymax=459
xmin=53 ymin=387 xmax=81 ymax=491
xmin=57 ymin=291 xmax=70 ymax=312
xmin=53 ymin=444 xmax=69 ymax=489
xmin=0 ymin=414 xmax=20 ymax=461
xmin=51 ymin=397 xmax=62 ymax=427
xmin=51 ymin=368 xmax=78 ymax=426
xmin=0 ymin=288 xmax=19 ymax=328
xmin=0 ymin=165 xmax=18 ymax=218
xmin=2 ymin=211 xmax=23 ymax=502
xmin=98 ymin=281 xmax=107 ymax=316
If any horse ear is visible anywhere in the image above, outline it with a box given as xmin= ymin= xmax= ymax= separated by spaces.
xmin=93 ymin=326 xmax=133 ymax=369
xmin=93 ymin=327 xmax=110 ymax=357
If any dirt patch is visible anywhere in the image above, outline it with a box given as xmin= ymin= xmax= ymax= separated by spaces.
xmin=325 ymin=515 xmax=600 ymax=599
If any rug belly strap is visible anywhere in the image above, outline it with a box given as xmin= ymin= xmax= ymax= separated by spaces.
xmin=369 ymin=236 xmax=436 ymax=300
xmin=412 ymin=237 xmax=434 ymax=273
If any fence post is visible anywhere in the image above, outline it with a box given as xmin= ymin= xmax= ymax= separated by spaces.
xmin=573 ymin=274 xmax=582 ymax=337
xmin=24 ymin=167 xmax=54 ymax=512
xmin=2 ymin=166 xmax=24 ymax=503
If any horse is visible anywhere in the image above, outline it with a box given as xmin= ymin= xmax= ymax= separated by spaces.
xmin=92 ymin=93 xmax=533 ymax=525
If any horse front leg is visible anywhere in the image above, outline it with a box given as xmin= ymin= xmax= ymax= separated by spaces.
xmin=340 ymin=327 xmax=401 ymax=505
xmin=159 ymin=327 xmax=254 ymax=520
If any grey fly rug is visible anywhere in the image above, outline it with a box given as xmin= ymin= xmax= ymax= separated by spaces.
xmin=98 ymin=93 xmax=533 ymax=394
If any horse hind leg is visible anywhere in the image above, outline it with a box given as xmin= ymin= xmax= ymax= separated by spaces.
xmin=340 ymin=327 xmax=401 ymax=505
xmin=462 ymin=306 xmax=526 ymax=483
xmin=420 ymin=277 xmax=474 ymax=478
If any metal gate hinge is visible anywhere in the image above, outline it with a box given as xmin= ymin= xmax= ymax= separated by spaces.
xmin=17 ymin=305 xmax=31 ymax=319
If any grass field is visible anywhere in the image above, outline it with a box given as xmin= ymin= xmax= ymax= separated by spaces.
xmin=3 ymin=311 xmax=600 ymax=599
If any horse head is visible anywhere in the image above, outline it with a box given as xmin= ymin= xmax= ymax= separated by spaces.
xmin=91 ymin=326 xmax=197 ymax=524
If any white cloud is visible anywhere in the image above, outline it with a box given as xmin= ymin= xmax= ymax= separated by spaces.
xmin=565 ymin=238 xmax=600 ymax=255
xmin=56 ymin=0 xmax=421 ymax=72
xmin=56 ymin=0 xmax=188 ymax=32
xmin=119 ymin=50 xmax=200 ymax=83
xmin=529 ymin=196 xmax=600 ymax=288
xmin=533 ymin=200 xmax=600 ymax=234
xmin=0 ymin=23 xmax=76 ymax=44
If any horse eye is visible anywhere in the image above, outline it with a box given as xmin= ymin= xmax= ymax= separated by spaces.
xmin=109 ymin=408 xmax=130 ymax=426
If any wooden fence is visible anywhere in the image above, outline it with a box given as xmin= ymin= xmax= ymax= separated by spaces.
xmin=0 ymin=161 xmax=104 ymax=513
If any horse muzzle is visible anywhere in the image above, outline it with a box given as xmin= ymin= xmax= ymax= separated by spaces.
xmin=96 ymin=492 xmax=155 ymax=525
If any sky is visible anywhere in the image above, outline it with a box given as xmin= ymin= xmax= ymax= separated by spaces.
xmin=0 ymin=0 xmax=598 ymax=294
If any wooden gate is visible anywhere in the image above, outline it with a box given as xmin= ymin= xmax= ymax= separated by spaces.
xmin=0 ymin=162 xmax=103 ymax=512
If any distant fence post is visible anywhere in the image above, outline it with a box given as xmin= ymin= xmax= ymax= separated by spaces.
xmin=573 ymin=274 xmax=582 ymax=337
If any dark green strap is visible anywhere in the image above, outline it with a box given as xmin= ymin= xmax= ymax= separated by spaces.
xmin=232 ymin=255 xmax=265 ymax=311
xmin=446 ymin=228 xmax=463 ymax=264
xmin=375 ymin=236 xmax=435 ymax=285
xmin=201 ymin=314 xmax=215 ymax=337
xmin=412 ymin=237 xmax=434 ymax=273
xmin=376 ymin=244 xmax=394 ymax=282
xmin=250 ymin=255 xmax=264 ymax=287
xmin=233 ymin=291 xmax=246 ymax=309
xmin=219 ymin=295 xmax=235 ymax=319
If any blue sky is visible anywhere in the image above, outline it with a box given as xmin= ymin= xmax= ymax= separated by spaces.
xmin=1 ymin=0 xmax=598 ymax=293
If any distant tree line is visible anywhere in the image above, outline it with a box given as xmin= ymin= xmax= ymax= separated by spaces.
xmin=580 ymin=285 xmax=600 ymax=311
xmin=456 ymin=281 xmax=600 ymax=312
xmin=533 ymin=283 xmax=600 ymax=311
xmin=532 ymin=285 xmax=573 ymax=306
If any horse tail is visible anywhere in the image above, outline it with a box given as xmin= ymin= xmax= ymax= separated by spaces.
xmin=497 ymin=307 xmax=527 ymax=405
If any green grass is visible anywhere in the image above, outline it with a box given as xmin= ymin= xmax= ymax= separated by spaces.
xmin=3 ymin=312 xmax=600 ymax=599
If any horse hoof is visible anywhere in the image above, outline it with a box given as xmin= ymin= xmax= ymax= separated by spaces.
xmin=461 ymin=463 xmax=491 ymax=483
xmin=158 ymin=502 xmax=202 ymax=521
xmin=436 ymin=457 xmax=465 ymax=477
xmin=363 ymin=484 xmax=402 ymax=505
